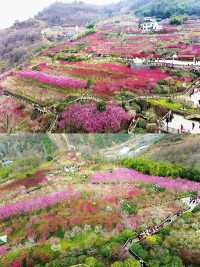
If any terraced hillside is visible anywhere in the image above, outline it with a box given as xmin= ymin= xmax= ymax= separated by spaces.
xmin=1 ymin=14 xmax=200 ymax=133
xmin=0 ymin=134 xmax=200 ymax=266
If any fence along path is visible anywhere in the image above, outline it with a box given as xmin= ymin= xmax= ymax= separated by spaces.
xmin=122 ymin=196 xmax=200 ymax=267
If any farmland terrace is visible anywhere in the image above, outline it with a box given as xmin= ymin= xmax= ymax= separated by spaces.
xmin=1 ymin=15 xmax=200 ymax=133
xmin=0 ymin=134 xmax=200 ymax=266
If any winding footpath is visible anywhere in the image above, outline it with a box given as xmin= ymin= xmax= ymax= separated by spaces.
xmin=1 ymin=55 xmax=200 ymax=134
xmin=122 ymin=196 xmax=200 ymax=267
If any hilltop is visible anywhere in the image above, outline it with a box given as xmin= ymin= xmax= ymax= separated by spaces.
xmin=1 ymin=0 xmax=200 ymax=73
xmin=0 ymin=1 xmax=113 ymax=73
xmin=36 ymin=1 xmax=114 ymax=26
xmin=144 ymin=134 xmax=200 ymax=169
xmin=119 ymin=0 xmax=200 ymax=18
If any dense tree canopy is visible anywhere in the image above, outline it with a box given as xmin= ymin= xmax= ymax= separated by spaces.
xmin=135 ymin=0 xmax=200 ymax=18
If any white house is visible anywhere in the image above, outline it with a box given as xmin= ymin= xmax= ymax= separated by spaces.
xmin=139 ymin=17 xmax=162 ymax=33
xmin=41 ymin=25 xmax=82 ymax=41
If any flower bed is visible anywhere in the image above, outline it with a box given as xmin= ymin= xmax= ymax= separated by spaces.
xmin=0 ymin=189 xmax=78 ymax=220
xmin=58 ymin=102 xmax=131 ymax=133
xmin=49 ymin=62 xmax=171 ymax=95
xmin=0 ymin=245 xmax=8 ymax=256
xmin=0 ymin=170 xmax=48 ymax=191
xmin=17 ymin=71 xmax=87 ymax=89
xmin=91 ymin=168 xmax=200 ymax=192
xmin=0 ymin=97 xmax=25 ymax=133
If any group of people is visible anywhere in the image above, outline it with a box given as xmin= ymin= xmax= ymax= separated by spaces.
xmin=178 ymin=121 xmax=200 ymax=133
xmin=165 ymin=109 xmax=200 ymax=133
xmin=189 ymin=196 xmax=200 ymax=205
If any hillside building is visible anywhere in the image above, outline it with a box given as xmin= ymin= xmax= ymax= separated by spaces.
xmin=139 ymin=17 xmax=162 ymax=33
xmin=41 ymin=25 xmax=82 ymax=41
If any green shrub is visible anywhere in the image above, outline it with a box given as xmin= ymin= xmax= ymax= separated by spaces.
xmin=96 ymin=101 xmax=106 ymax=112
xmin=111 ymin=262 xmax=123 ymax=267
xmin=123 ymin=258 xmax=140 ymax=267
xmin=55 ymin=226 xmax=65 ymax=239
xmin=170 ymin=15 xmax=188 ymax=25
xmin=130 ymin=243 xmax=148 ymax=260
xmin=85 ymin=257 xmax=98 ymax=267
xmin=0 ymin=166 xmax=11 ymax=180
xmin=122 ymin=202 xmax=138 ymax=215
xmin=122 ymin=157 xmax=200 ymax=182
xmin=136 ymin=119 xmax=147 ymax=129
xmin=55 ymin=53 xmax=87 ymax=62
xmin=100 ymin=245 xmax=112 ymax=258
xmin=113 ymin=229 xmax=136 ymax=244
xmin=192 ymin=204 xmax=200 ymax=213
xmin=158 ymin=79 xmax=169 ymax=86
xmin=32 ymin=65 xmax=41 ymax=71
xmin=86 ymin=24 xmax=95 ymax=30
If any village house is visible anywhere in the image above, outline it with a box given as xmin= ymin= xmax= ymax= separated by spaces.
xmin=139 ymin=17 xmax=162 ymax=33
xmin=41 ymin=25 xmax=83 ymax=41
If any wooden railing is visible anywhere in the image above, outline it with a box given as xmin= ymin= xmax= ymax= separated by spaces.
xmin=128 ymin=118 xmax=139 ymax=134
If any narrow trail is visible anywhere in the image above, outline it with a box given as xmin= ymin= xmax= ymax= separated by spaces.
xmin=122 ymin=196 xmax=200 ymax=266
xmin=67 ymin=190 xmax=200 ymax=267
xmin=1 ymin=55 xmax=200 ymax=134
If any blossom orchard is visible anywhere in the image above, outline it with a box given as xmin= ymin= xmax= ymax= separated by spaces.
xmin=0 ymin=189 xmax=78 ymax=220
xmin=91 ymin=168 xmax=200 ymax=192
xmin=58 ymin=102 xmax=132 ymax=132
xmin=53 ymin=62 xmax=170 ymax=94
xmin=18 ymin=71 xmax=88 ymax=89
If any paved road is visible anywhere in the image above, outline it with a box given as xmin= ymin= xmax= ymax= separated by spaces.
xmin=163 ymin=113 xmax=200 ymax=134
xmin=133 ymin=58 xmax=200 ymax=67
xmin=100 ymin=54 xmax=200 ymax=69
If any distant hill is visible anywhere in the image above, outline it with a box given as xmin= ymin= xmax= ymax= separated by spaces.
xmin=1 ymin=0 xmax=200 ymax=73
xmin=0 ymin=1 xmax=114 ymax=73
xmin=0 ymin=134 xmax=55 ymax=160
xmin=145 ymin=135 xmax=200 ymax=170
xmin=132 ymin=0 xmax=200 ymax=19
xmin=103 ymin=0 xmax=200 ymax=19
xmin=0 ymin=19 xmax=47 ymax=73
xmin=36 ymin=1 xmax=113 ymax=26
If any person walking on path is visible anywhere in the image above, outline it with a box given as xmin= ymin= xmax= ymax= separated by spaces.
xmin=166 ymin=117 xmax=169 ymax=132
xmin=181 ymin=124 xmax=184 ymax=133
xmin=169 ymin=111 xmax=174 ymax=122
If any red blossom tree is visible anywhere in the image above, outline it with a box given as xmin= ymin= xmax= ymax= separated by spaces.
xmin=0 ymin=97 xmax=24 ymax=133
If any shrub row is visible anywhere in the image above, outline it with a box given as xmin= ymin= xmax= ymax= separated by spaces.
xmin=122 ymin=157 xmax=200 ymax=182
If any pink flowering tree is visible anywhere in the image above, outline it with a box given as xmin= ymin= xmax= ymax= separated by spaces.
xmin=0 ymin=189 xmax=78 ymax=221
xmin=18 ymin=71 xmax=88 ymax=90
xmin=58 ymin=102 xmax=132 ymax=133
xmin=91 ymin=168 xmax=200 ymax=192
xmin=0 ymin=97 xmax=24 ymax=133
xmin=0 ymin=245 xmax=8 ymax=256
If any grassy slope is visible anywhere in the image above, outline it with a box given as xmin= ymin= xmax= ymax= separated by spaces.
xmin=134 ymin=0 xmax=200 ymax=18
xmin=144 ymin=135 xmax=200 ymax=170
